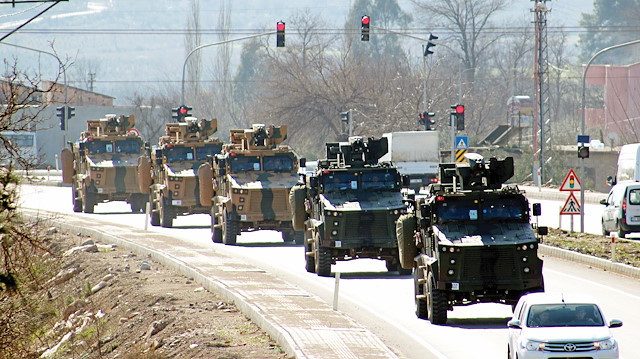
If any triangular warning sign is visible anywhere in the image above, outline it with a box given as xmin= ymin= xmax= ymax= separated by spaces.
xmin=560 ymin=192 xmax=581 ymax=215
xmin=559 ymin=169 xmax=581 ymax=191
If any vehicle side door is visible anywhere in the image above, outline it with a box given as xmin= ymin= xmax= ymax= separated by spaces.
xmin=603 ymin=189 xmax=616 ymax=230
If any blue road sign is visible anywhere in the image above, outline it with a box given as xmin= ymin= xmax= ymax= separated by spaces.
xmin=577 ymin=135 xmax=590 ymax=144
xmin=455 ymin=136 xmax=468 ymax=150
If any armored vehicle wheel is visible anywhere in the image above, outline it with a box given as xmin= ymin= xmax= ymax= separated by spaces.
xmin=414 ymin=267 xmax=428 ymax=319
xmin=282 ymin=230 xmax=304 ymax=245
xmin=602 ymin=220 xmax=609 ymax=236
xmin=72 ymin=183 xmax=82 ymax=213
xmin=315 ymin=247 xmax=331 ymax=277
xmin=160 ymin=195 xmax=174 ymax=228
xmin=222 ymin=210 xmax=238 ymax=245
xmin=130 ymin=195 xmax=146 ymax=213
xmin=149 ymin=192 xmax=160 ymax=226
xmin=211 ymin=208 xmax=222 ymax=243
xmin=617 ymin=221 xmax=627 ymax=238
xmin=396 ymin=214 xmax=417 ymax=270
xmin=386 ymin=258 xmax=412 ymax=275
xmin=82 ymin=184 xmax=95 ymax=213
xmin=427 ymin=272 xmax=448 ymax=325
xmin=305 ymin=233 xmax=316 ymax=273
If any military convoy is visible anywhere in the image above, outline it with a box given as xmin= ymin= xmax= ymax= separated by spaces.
xmin=61 ymin=114 xmax=148 ymax=213
xmin=138 ymin=117 xmax=222 ymax=227
xmin=203 ymin=124 xmax=302 ymax=245
xmin=396 ymin=154 xmax=546 ymax=324
xmin=290 ymin=136 xmax=410 ymax=277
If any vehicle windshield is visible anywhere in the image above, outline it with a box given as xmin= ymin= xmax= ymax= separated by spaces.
xmin=526 ymin=304 xmax=604 ymax=327
xmin=86 ymin=140 xmax=114 ymax=154
xmin=229 ymin=155 xmax=261 ymax=172
xmin=323 ymin=172 xmax=358 ymax=192
xmin=114 ymin=139 xmax=142 ymax=154
xmin=361 ymin=171 xmax=397 ymax=191
xmin=436 ymin=201 xmax=479 ymax=222
xmin=195 ymin=144 xmax=223 ymax=161
xmin=165 ymin=146 xmax=194 ymax=162
xmin=263 ymin=155 xmax=294 ymax=172
xmin=481 ymin=199 xmax=525 ymax=221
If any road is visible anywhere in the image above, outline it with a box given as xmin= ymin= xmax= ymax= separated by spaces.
xmin=18 ymin=184 xmax=639 ymax=358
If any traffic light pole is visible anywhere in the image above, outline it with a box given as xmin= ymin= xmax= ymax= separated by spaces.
xmin=580 ymin=39 xmax=640 ymax=233
xmin=181 ymin=31 xmax=276 ymax=106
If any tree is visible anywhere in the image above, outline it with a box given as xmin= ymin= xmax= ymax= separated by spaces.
xmin=578 ymin=0 xmax=640 ymax=64
xmin=411 ymin=0 xmax=510 ymax=85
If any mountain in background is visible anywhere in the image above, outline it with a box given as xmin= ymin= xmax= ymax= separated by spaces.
xmin=1 ymin=0 xmax=592 ymax=104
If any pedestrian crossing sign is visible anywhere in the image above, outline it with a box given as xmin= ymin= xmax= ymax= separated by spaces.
xmin=455 ymin=136 xmax=468 ymax=150
xmin=560 ymin=192 xmax=581 ymax=215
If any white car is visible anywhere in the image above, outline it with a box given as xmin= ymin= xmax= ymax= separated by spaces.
xmin=601 ymin=181 xmax=640 ymax=238
xmin=507 ymin=292 xmax=622 ymax=359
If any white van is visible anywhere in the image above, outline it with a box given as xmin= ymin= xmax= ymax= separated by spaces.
xmin=615 ymin=143 xmax=640 ymax=183
xmin=600 ymin=181 xmax=640 ymax=237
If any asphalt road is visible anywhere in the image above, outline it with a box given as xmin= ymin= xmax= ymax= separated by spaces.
xmin=18 ymin=184 xmax=639 ymax=359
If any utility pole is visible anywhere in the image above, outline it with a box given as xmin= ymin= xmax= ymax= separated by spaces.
xmin=533 ymin=0 xmax=552 ymax=185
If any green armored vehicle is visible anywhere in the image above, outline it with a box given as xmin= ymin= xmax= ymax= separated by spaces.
xmin=290 ymin=136 xmax=409 ymax=277
xmin=138 ymin=117 xmax=223 ymax=228
xmin=61 ymin=114 xmax=148 ymax=213
xmin=204 ymin=124 xmax=302 ymax=245
xmin=397 ymin=154 xmax=546 ymax=324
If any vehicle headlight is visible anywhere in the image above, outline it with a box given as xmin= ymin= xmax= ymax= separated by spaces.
xmin=521 ymin=339 xmax=544 ymax=351
xmin=595 ymin=337 xmax=616 ymax=350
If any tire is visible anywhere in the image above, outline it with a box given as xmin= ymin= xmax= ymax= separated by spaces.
xmin=72 ymin=183 xmax=82 ymax=213
xmin=386 ymin=256 xmax=412 ymax=275
xmin=282 ymin=230 xmax=304 ymax=245
xmin=82 ymin=184 xmax=95 ymax=213
xmin=427 ymin=272 xmax=448 ymax=325
xmin=315 ymin=246 xmax=331 ymax=277
xmin=305 ymin=233 xmax=315 ymax=273
xmin=414 ymin=266 xmax=428 ymax=319
xmin=160 ymin=195 xmax=173 ymax=228
xmin=396 ymin=214 xmax=417 ymax=270
xmin=223 ymin=210 xmax=238 ymax=245
xmin=617 ymin=221 xmax=627 ymax=238
xmin=289 ymin=185 xmax=307 ymax=231
xmin=602 ymin=220 xmax=609 ymax=236
xmin=211 ymin=207 xmax=222 ymax=243
xmin=149 ymin=192 xmax=160 ymax=226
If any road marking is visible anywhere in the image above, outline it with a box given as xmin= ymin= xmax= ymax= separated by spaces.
xmin=545 ymin=268 xmax=640 ymax=301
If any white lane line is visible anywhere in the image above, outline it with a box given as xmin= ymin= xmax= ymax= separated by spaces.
xmin=545 ymin=268 xmax=640 ymax=301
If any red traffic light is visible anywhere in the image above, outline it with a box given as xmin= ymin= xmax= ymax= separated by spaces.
xmin=277 ymin=21 xmax=285 ymax=31
xmin=455 ymin=105 xmax=464 ymax=114
xmin=179 ymin=106 xmax=188 ymax=114
xmin=361 ymin=15 xmax=370 ymax=25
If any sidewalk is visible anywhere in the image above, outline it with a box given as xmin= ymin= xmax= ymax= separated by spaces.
xmin=22 ymin=209 xmax=399 ymax=359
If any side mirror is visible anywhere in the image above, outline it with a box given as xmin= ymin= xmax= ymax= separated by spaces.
xmin=606 ymin=176 xmax=615 ymax=186
xmin=420 ymin=204 xmax=431 ymax=219
xmin=78 ymin=142 xmax=86 ymax=151
xmin=532 ymin=203 xmax=541 ymax=216
xmin=600 ymin=198 xmax=607 ymax=205
xmin=218 ymin=168 xmax=226 ymax=176
xmin=507 ymin=319 xmax=521 ymax=329
xmin=401 ymin=175 xmax=411 ymax=188
xmin=537 ymin=226 xmax=548 ymax=236
xmin=218 ymin=157 xmax=226 ymax=168
xmin=299 ymin=157 xmax=306 ymax=168
xmin=609 ymin=319 xmax=623 ymax=328
xmin=309 ymin=176 xmax=319 ymax=188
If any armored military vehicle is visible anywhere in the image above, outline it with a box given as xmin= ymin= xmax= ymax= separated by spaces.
xmin=61 ymin=114 xmax=148 ymax=213
xmin=396 ymin=154 xmax=546 ymax=324
xmin=290 ymin=136 xmax=409 ymax=277
xmin=139 ymin=117 xmax=222 ymax=228
xmin=205 ymin=124 xmax=302 ymax=245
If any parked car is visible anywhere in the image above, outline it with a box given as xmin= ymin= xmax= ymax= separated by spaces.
xmin=600 ymin=181 xmax=640 ymax=238
xmin=507 ymin=292 xmax=622 ymax=359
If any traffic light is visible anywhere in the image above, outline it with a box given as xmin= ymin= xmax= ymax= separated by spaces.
xmin=361 ymin=15 xmax=370 ymax=41
xmin=424 ymin=33 xmax=438 ymax=56
xmin=176 ymin=105 xmax=192 ymax=122
xmin=452 ymin=104 xmax=464 ymax=130
xmin=419 ymin=112 xmax=436 ymax=130
xmin=340 ymin=111 xmax=350 ymax=123
xmin=66 ymin=106 xmax=75 ymax=120
xmin=276 ymin=21 xmax=285 ymax=47
xmin=171 ymin=107 xmax=180 ymax=121
xmin=57 ymin=106 xmax=66 ymax=130
xmin=578 ymin=145 xmax=589 ymax=158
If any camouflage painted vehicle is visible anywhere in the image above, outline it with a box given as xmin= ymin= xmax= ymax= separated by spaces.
xmin=290 ymin=136 xmax=409 ymax=277
xmin=139 ymin=117 xmax=223 ymax=228
xmin=397 ymin=155 xmax=547 ymax=324
xmin=204 ymin=124 xmax=302 ymax=245
xmin=61 ymin=114 xmax=147 ymax=213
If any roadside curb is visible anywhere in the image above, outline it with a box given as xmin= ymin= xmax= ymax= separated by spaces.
xmin=539 ymin=244 xmax=640 ymax=280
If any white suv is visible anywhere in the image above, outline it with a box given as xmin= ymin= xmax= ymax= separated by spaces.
xmin=601 ymin=181 xmax=640 ymax=238
xmin=507 ymin=292 xmax=622 ymax=359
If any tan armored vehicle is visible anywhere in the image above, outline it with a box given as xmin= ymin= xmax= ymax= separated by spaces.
xmin=139 ymin=117 xmax=223 ymax=228
xmin=61 ymin=114 xmax=147 ymax=213
xmin=203 ymin=124 xmax=302 ymax=245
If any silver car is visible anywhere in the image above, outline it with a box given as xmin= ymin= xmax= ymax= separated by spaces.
xmin=601 ymin=181 xmax=640 ymax=238
xmin=507 ymin=292 xmax=622 ymax=359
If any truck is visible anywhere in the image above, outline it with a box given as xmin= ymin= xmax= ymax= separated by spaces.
xmin=61 ymin=114 xmax=148 ymax=213
xmin=138 ymin=117 xmax=223 ymax=228
xmin=379 ymin=131 xmax=440 ymax=191
xmin=205 ymin=124 xmax=302 ymax=245
xmin=396 ymin=154 xmax=546 ymax=324
xmin=614 ymin=143 xmax=640 ymax=184
xmin=290 ymin=136 xmax=410 ymax=277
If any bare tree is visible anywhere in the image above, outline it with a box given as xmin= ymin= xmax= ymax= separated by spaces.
xmin=411 ymin=0 xmax=510 ymax=85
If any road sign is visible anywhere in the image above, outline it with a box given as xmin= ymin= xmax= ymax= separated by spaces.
xmin=560 ymin=169 xmax=581 ymax=191
xmin=560 ymin=192 xmax=581 ymax=215
xmin=455 ymin=136 xmax=468 ymax=150
xmin=577 ymin=135 xmax=590 ymax=144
